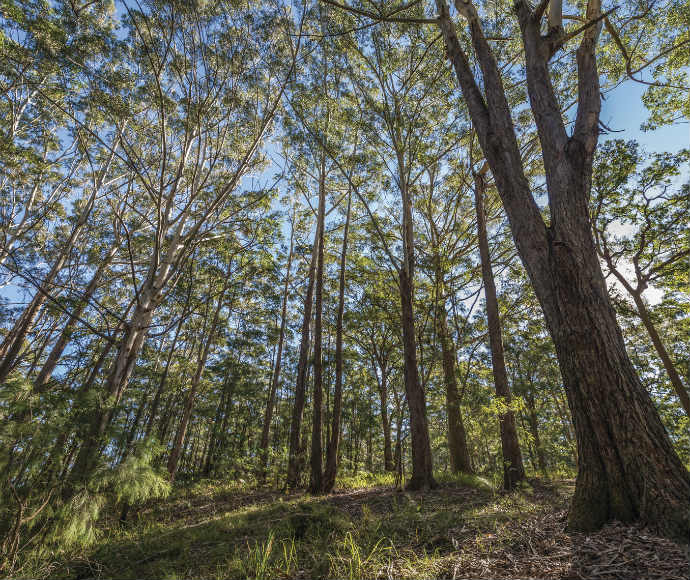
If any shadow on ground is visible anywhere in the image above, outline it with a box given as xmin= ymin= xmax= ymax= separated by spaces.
xmin=49 ymin=479 xmax=689 ymax=580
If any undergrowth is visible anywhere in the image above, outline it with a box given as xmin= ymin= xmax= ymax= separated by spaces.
xmin=13 ymin=473 xmax=573 ymax=579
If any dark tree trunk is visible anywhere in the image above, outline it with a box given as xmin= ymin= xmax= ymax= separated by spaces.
xmin=436 ymin=0 xmax=690 ymax=535
xmin=525 ymin=392 xmax=547 ymax=476
xmin=399 ymin=267 xmax=435 ymax=490
xmin=309 ymin=154 xmax=327 ymax=494
xmin=324 ymin=192 xmax=351 ymax=492
xmin=286 ymin=216 xmax=321 ymax=489
xmin=438 ymin=306 xmax=473 ymax=474
xmin=474 ymin=171 xmax=525 ymax=490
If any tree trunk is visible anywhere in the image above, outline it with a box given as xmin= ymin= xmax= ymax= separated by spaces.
xmin=34 ymin=242 xmax=118 ymax=391
xmin=0 ymin=140 xmax=119 ymax=384
xmin=631 ymin=291 xmax=690 ymax=417
xmin=167 ymin=270 xmax=230 ymax=481
xmin=286 ymin=216 xmax=321 ymax=489
xmin=397 ymin=154 xmax=435 ymax=490
xmin=436 ymin=0 xmax=690 ymax=535
xmin=324 ymin=191 xmax=351 ymax=492
xmin=377 ymin=370 xmax=394 ymax=472
xmin=309 ymin=153 xmax=327 ymax=494
xmin=474 ymin=171 xmax=525 ymax=490
xmin=258 ymin=216 xmax=295 ymax=482
xmin=438 ymin=306 xmax=473 ymax=474
xmin=525 ymin=392 xmax=547 ymax=476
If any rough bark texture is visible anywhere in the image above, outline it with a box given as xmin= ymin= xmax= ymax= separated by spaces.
xmin=474 ymin=171 xmax=525 ymax=489
xmin=399 ymin=268 xmax=435 ymax=490
xmin=436 ymin=0 xmax=690 ymax=536
xmin=438 ymin=307 xmax=473 ymax=474
xmin=324 ymin=192 xmax=351 ymax=492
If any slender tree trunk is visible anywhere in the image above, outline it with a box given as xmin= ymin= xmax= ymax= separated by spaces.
xmin=630 ymin=290 xmax=690 ymax=417
xmin=397 ymin=162 xmax=435 ymax=490
xmin=323 ymin=192 xmax=351 ymax=492
xmin=259 ymin=219 xmax=294 ymax=482
xmin=378 ymin=371 xmax=394 ymax=472
xmin=309 ymin=153 xmax=327 ymax=494
xmin=525 ymin=392 xmax=547 ymax=476
xmin=34 ymin=242 xmax=118 ymax=390
xmin=286 ymin=217 xmax=321 ymax=489
xmin=474 ymin=171 xmax=525 ymax=489
xmin=0 ymin=140 xmax=119 ymax=383
xmin=167 ymin=271 xmax=230 ymax=481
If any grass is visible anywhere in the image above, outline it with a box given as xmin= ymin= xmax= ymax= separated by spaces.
xmin=17 ymin=473 xmax=575 ymax=579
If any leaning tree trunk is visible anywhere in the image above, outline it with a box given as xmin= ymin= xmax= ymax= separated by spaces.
xmin=286 ymin=217 xmax=321 ymax=489
xmin=323 ymin=191 xmax=351 ymax=492
xmin=34 ymin=242 xmax=118 ymax=391
xmin=631 ymin=289 xmax=690 ymax=418
xmin=436 ymin=0 xmax=690 ymax=536
xmin=0 ymin=141 xmax=119 ymax=384
xmin=474 ymin=171 xmax=525 ymax=489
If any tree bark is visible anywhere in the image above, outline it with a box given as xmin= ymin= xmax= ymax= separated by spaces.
xmin=324 ymin=192 xmax=351 ymax=492
xmin=286 ymin=216 xmax=321 ymax=489
xmin=438 ymin=306 xmax=473 ymax=474
xmin=436 ymin=0 xmax=690 ymax=535
xmin=309 ymin=153 xmax=327 ymax=494
xmin=474 ymin=170 xmax=525 ymax=489
xmin=398 ymin=152 xmax=435 ymax=490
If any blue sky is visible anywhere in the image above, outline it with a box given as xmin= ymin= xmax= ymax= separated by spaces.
xmin=600 ymin=79 xmax=688 ymax=153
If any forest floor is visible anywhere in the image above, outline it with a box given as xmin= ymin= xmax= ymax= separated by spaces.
xmin=35 ymin=474 xmax=689 ymax=580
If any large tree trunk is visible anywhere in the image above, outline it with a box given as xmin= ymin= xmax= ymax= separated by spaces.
xmin=474 ymin=171 xmax=525 ymax=489
xmin=438 ymin=306 xmax=473 ymax=474
xmin=323 ymin=192 xmax=351 ymax=492
xmin=309 ymin=154 xmax=327 ymax=494
xmin=259 ymin=216 xmax=295 ymax=483
xmin=286 ymin=217 xmax=321 ymax=489
xmin=436 ymin=0 xmax=690 ymax=536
